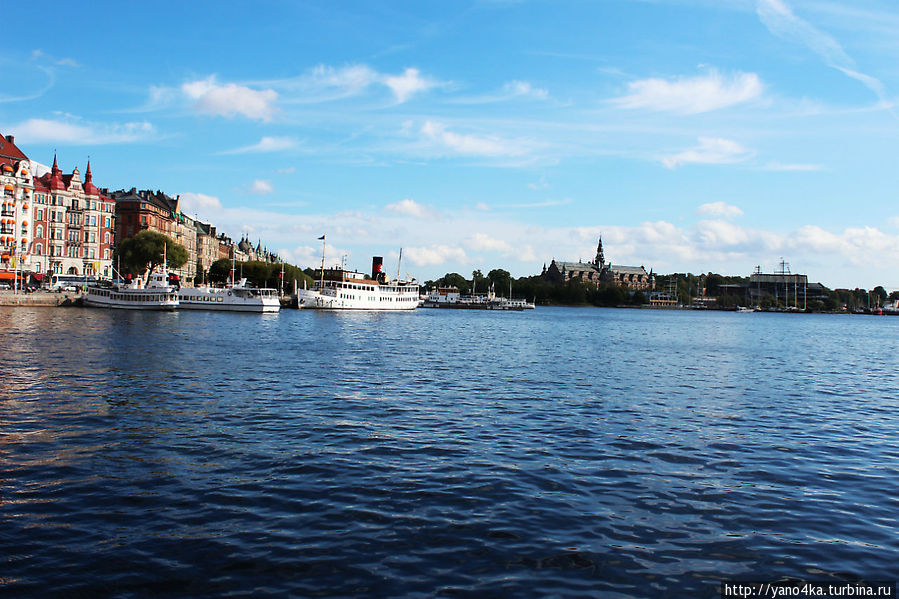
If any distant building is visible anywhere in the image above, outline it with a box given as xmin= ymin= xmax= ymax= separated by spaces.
xmin=543 ymin=237 xmax=654 ymax=291
xmin=718 ymin=263 xmax=830 ymax=307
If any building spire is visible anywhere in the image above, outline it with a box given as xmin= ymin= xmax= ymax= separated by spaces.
xmin=594 ymin=236 xmax=605 ymax=269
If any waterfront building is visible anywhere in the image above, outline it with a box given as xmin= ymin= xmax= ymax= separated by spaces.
xmin=110 ymin=188 xmax=197 ymax=283
xmin=30 ymin=156 xmax=115 ymax=278
xmin=543 ymin=237 xmax=654 ymax=291
xmin=195 ymin=221 xmax=219 ymax=283
xmin=0 ymin=134 xmax=33 ymax=280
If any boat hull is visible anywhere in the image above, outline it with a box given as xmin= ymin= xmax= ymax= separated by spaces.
xmin=178 ymin=287 xmax=280 ymax=313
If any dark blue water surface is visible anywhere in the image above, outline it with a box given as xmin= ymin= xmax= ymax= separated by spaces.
xmin=1 ymin=306 xmax=898 ymax=598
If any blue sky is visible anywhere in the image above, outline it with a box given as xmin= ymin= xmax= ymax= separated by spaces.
xmin=3 ymin=0 xmax=899 ymax=289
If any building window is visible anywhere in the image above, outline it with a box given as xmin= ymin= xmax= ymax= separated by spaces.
xmin=35 ymin=244 xmax=42 ymax=256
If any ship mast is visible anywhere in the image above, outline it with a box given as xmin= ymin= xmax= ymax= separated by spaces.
xmin=319 ymin=235 xmax=326 ymax=289
xmin=396 ymin=248 xmax=403 ymax=281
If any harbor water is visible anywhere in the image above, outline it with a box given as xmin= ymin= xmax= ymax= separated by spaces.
xmin=1 ymin=306 xmax=898 ymax=597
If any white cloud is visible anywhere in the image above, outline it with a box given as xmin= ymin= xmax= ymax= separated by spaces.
xmin=277 ymin=167 xmax=296 ymax=174
xmin=385 ymin=199 xmax=431 ymax=219
xmin=179 ymin=192 xmax=223 ymax=219
xmin=466 ymin=233 xmax=513 ymax=253
xmin=221 ymin=136 xmax=296 ymax=154
xmin=404 ymin=245 xmax=469 ymax=267
xmin=420 ymin=120 xmax=526 ymax=157
xmin=250 ymin=179 xmax=274 ymax=194
xmin=503 ymin=80 xmax=549 ymax=100
xmin=756 ymin=0 xmax=886 ymax=100
xmin=696 ymin=202 xmax=744 ymax=219
xmin=383 ymin=68 xmax=436 ymax=103
xmin=475 ymin=202 xmax=491 ymax=211
xmin=662 ymin=137 xmax=754 ymax=169
xmin=614 ymin=69 xmax=763 ymax=114
xmin=182 ymin=76 xmax=278 ymax=121
xmin=11 ymin=117 xmax=154 ymax=144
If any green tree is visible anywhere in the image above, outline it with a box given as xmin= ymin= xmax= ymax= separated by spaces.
xmin=487 ymin=268 xmax=512 ymax=295
xmin=114 ymin=231 xmax=187 ymax=284
xmin=434 ymin=272 xmax=471 ymax=295
xmin=209 ymin=258 xmax=234 ymax=284
xmin=193 ymin=259 xmax=205 ymax=285
xmin=471 ymin=270 xmax=486 ymax=293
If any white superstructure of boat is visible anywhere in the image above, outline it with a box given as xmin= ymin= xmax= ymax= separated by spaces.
xmin=297 ymin=247 xmax=418 ymax=311
xmin=178 ymin=278 xmax=280 ymax=313
xmin=83 ymin=269 xmax=179 ymax=310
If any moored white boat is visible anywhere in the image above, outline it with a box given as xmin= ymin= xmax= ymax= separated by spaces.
xmin=297 ymin=250 xmax=419 ymax=311
xmin=178 ymin=278 xmax=280 ymax=313
xmin=84 ymin=270 xmax=179 ymax=310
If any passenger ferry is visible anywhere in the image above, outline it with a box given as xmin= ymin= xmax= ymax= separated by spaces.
xmin=297 ymin=255 xmax=419 ymax=311
xmin=83 ymin=270 xmax=179 ymax=311
xmin=178 ymin=278 xmax=280 ymax=313
xmin=421 ymin=286 xmax=535 ymax=310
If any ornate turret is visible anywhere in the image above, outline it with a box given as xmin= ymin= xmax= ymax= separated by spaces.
xmin=48 ymin=154 xmax=66 ymax=191
xmin=82 ymin=161 xmax=100 ymax=196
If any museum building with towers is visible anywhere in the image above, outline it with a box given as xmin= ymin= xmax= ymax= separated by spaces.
xmin=542 ymin=237 xmax=654 ymax=291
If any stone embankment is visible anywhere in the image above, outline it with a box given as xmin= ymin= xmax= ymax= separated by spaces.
xmin=0 ymin=291 xmax=82 ymax=307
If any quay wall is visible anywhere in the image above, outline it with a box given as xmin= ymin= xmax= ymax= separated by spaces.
xmin=0 ymin=292 xmax=81 ymax=307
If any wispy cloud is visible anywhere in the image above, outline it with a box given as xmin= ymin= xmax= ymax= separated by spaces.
xmin=250 ymin=179 xmax=274 ymax=194
xmin=182 ymin=76 xmax=279 ymax=121
xmin=221 ymin=136 xmax=297 ymax=154
xmin=696 ymin=201 xmax=744 ymax=219
xmin=613 ymin=69 xmax=764 ymax=114
xmin=420 ymin=120 xmax=527 ymax=157
xmin=9 ymin=117 xmax=155 ymax=144
xmin=272 ymin=64 xmax=442 ymax=104
xmin=756 ymin=0 xmax=887 ymax=101
xmin=662 ymin=137 xmax=754 ymax=169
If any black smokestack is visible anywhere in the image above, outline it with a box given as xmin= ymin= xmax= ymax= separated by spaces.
xmin=372 ymin=256 xmax=383 ymax=280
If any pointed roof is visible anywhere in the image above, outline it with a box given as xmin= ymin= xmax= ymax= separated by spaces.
xmin=48 ymin=154 xmax=66 ymax=191
xmin=82 ymin=161 xmax=100 ymax=196
xmin=0 ymin=133 xmax=29 ymax=167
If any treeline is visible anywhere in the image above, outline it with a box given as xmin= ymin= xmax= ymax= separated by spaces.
xmin=205 ymin=258 xmax=313 ymax=291
xmin=424 ymin=270 xmax=644 ymax=307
